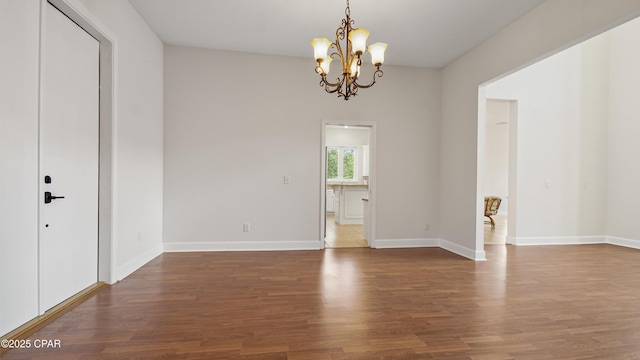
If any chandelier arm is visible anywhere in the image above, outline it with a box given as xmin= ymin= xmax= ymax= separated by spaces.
xmin=353 ymin=68 xmax=384 ymax=89
xmin=322 ymin=77 xmax=343 ymax=88
xmin=323 ymin=82 xmax=344 ymax=95
xmin=326 ymin=86 xmax=343 ymax=95
xmin=320 ymin=73 xmax=346 ymax=93
xmin=315 ymin=52 xmax=344 ymax=87
xmin=334 ymin=84 xmax=348 ymax=99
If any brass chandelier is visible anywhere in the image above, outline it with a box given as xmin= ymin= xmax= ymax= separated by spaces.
xmin=311 ymin=0 xmax=387 ymax=100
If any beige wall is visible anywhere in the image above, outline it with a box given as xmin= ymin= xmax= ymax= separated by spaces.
xmin=163 ymin=45 xmax=441 ymax=250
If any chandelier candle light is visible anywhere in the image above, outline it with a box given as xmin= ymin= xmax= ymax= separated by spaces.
xmin=311 ymin=0 xmax=387 ymax=100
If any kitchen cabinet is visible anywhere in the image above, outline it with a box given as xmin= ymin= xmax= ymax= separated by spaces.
xmin=326 ymin=189 xmax=335 ymax=212
xmin=331 ymin=184 xmax=368 ymax=225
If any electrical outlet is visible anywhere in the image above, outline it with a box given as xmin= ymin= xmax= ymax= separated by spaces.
xmin=243 ymin=223 xmax=250 ymax=232
xmin=284 ymin=176 xmax=290 ymax=184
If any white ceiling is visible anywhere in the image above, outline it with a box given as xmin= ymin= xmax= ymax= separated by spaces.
xmin=128 ymin=0 xmax=544 ymax=68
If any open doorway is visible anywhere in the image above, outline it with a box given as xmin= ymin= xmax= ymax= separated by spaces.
xmin=478 ymin=14 xmax=639 ymax=250
xmin=483 ymin=99 xmax=512 ymax=245
xmin=321 ymin=122 xmax=375 ymax=249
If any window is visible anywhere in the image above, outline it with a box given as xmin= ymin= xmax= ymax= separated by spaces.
xmin=327 ymin=146 xmax=357 ymax=181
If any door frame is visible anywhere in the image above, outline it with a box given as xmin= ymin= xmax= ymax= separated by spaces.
xmin=43 ymin=0 xmax=116 ymax=285
xmin=479 ymin=97 xmax=517 ymax=249
xmin=320 ymin=119 xmax=377 ymax=248
xmin=38 ymin=1 xmax=101 ymax=312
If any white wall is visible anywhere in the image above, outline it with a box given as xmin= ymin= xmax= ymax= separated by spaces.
xmin=485 ymin=37 xmax=608 ymax=241
xmin=578 ymin=34 xmax=611 ymax=238
xmin=0 ymin=0 xmax=40 ymax=336
xmin=325 ymin=126 xmax=370 ymax=183
xmin=484 ymin=100 xmax=510 ymax=213
xmin=72 ymin=0 xmax=164 ymax=280
xmin=441 ymin=0 xmax=640 ymax=258
xmin=483 ymin=15 xmax=640 ymax=248
xmin=163 ymin=46 xmax=441 ymax=251
xmin=607 ymin=18 xmax=640 ymax=244
xmin=0 ymin=0 xmax=163 ymax=335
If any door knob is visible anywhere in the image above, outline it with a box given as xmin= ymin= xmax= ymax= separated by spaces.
xmin=44 ymin=191 xmax=65 ymax=204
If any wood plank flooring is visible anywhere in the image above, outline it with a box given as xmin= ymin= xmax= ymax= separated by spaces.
xmin=484 ymin=215 xmax=507 ymax=245
xmin=324 ymin=214 xmax=367 ymax=248
xmin=3 ymin=245 xmax=640 ymax=359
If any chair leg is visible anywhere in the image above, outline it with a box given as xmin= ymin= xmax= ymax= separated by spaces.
xmin=489 ymin=216 xmax=495 ymax=229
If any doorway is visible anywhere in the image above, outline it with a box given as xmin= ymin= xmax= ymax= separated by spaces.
xmin=39 ymin=2 xmax=100 ymax=313
xmin=483 ymin=99 xmax=512 ymax=246
xmin=46 ymin=0 xmax=115 ymax=285
xmin=321 ymin=121 xmax=376 ymax=249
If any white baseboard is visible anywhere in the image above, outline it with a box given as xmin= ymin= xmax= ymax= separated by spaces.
xmin=165 ymin=238 xmax=484 ymax=262
xmin=115 ymin=236 xmax=640 ymax=284
xmin=440 ymin=239 xmax=486 ymax=261
xmin=159 ymin=235 xmax=639 ymax=263
xmin=512 ymin=236 xmax=606 ymax=246
xmin=116 ymin=244 xmax=163 ymax=281
xmin=374 ymin=238 xmax=439 ymax=249
xmin=374 ymin=238 xmax=484 ymax=261
xmin=607 ymin=236 xmax=640 ymax=250
xmin=163 ymin=240 xmax=322 ymax=252
xmin=505 ymin=235 xmax=640 ymax=251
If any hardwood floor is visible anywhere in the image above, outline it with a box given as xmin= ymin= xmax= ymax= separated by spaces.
xmin=3 ymin=245 xmax=640 ymax=359
xmin=484 ymin=214 xmax=507 ymax=245
xmin=324 ymin=214 xmax=367 ymax=248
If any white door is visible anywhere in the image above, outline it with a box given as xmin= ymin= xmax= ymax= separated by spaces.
xmin=39 ymin=3 xmax=99 ymax=313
